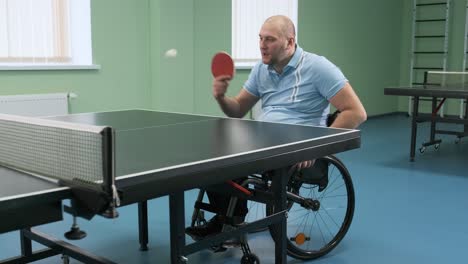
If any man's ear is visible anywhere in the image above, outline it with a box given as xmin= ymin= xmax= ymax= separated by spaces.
xmin=287 ymin=38 xmax=295 ymax=49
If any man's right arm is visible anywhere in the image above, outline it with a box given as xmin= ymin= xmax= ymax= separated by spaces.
xmin=213 ymin=76 xmax=259 ymax=118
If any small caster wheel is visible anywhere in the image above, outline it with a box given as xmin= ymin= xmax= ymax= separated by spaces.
xmin=241 ymin=253 xmax=260 ymax=264
xmin=434 ymin=144 xmax=440 ymax=150
xmin=419 ymin=147 xmax=426 ymax=153
xmin=61 ymin=255 xmax=70 ymax=264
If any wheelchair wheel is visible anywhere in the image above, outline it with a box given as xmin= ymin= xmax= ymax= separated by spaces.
xmin=267 ymin=155 xmax=355 ymax=260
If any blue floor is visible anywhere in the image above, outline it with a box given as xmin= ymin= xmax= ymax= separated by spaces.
xmin=1 ymin=114 xmax=467 ymax=263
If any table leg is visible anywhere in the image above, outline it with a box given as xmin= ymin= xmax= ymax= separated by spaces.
xmin=464 ymin=99 xmax=468 ymax=133
xmin=20 ymin=228 xmax=33 ymax=258
xmin=138 ymin=201 xmax=149 ymax=251
xmin=430 ymin=97 xmax=437 ymax=142
xmin=410 ymin=96 xmax=420 ymax=162
xmin=270 ymin=168 xmax=288 ymax=263
xmin=170 ymin=192 xmax=187 ymax=264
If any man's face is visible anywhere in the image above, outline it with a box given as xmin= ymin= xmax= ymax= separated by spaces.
xmin=259 ymin=23 xmax=289 ymax=66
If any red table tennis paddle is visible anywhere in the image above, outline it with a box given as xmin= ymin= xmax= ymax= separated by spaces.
xmin=211 ymin=52 xmax=234 ymax=78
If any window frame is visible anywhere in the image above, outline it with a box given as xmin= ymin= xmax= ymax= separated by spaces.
xmin=0 ymin=0 xmax=99 ymax=71
xmin=231 ymin=0 xmax=298 ymax=69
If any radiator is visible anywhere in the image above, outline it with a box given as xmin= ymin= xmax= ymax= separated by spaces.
xmin=0 ymin=93 xmax=77 ymax=117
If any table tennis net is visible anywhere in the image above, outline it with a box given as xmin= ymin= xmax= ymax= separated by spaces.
xmin=0 ymin=114 xmax=111 ymax=186
xmin=425 ymin=71 xmax=468 ymax=87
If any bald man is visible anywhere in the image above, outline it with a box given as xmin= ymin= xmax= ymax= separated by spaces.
xmin=186 ymin=15 xmax=367 ymax=240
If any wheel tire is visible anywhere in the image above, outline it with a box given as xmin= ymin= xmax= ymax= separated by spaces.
xmin=267 ymin=155 xmax=355 ymax=260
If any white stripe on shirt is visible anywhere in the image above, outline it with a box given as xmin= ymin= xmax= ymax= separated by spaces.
xmin=290 ymin=53 xmax=305 ymax=102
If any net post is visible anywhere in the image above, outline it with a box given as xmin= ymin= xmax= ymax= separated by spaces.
xmin=100 ymin=127 xmax=120 ymax=218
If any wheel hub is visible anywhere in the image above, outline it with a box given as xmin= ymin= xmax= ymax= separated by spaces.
xmin=303 ymin=199 xmax=320 ymax=211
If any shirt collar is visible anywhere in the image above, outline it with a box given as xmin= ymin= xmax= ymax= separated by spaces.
xmin=267 ymin=45 xmax=304 ymax=73
xmin=287 ymin=45 xmax=303 ymax=69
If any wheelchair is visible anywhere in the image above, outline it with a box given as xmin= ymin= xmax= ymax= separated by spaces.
xmin=189 ymin=154 xmax=355 ymax=263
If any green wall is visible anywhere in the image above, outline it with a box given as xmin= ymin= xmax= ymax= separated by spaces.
xmin=298 ymin=0 xmax=403 ymax=116
xmin=1 ymin=0 xmax=410 ymax=117
xmin=152 ymin=0 xmax=195 ymax=113
xmin=193 ymin=0 xmax=232 ymax=116
xmin=0 ymin=0 xmax=151 ymax=113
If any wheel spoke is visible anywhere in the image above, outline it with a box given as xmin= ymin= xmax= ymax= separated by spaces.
xmin=288 ymin=211 xmax=311 ymax=223
xmin=318 ymin=183 xmax=345 ymax=201
xmin=321 ymin=204 xmax=343 ymax=229
xmin=317 ymin=173 xmax=340 ymax=199
xmin=321 ymin=194 xmax=348 ymax=199
xmin=317 ymin=210 xmax=334 ymax=240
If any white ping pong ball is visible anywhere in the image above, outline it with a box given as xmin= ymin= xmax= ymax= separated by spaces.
xmin=164 ymin=49 xmax=178 ymax=58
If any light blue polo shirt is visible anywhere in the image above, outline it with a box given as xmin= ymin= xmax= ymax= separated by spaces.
xmin=244 ymin=46 xmax=347 ymax=126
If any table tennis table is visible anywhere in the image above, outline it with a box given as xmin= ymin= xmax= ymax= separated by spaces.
xmin=0 ymin=109 xmax=360 ymax=263
xmin=384 ymin=84 xmax=468 ymax=161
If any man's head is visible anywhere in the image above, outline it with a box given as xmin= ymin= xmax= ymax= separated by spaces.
xmin=259 ymin=15 xmax=296 ymax=70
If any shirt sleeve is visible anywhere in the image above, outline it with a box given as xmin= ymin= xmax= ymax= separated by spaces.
xmin=314 ymin=57 xmax=348 ymax=100
xmin=243 ymin=63 xmax=261 ymax=97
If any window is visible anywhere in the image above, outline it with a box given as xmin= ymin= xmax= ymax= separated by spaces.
xmin=0 ymin=0 xmax=96 ymax=70
xmin=232 ymin=0 xmax=298 ymax=69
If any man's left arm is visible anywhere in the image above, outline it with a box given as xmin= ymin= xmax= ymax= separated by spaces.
xmin=329 ymin=82 xmax=367 ymax=129
xmin=293 ymin=83 xmax=366 ymax=170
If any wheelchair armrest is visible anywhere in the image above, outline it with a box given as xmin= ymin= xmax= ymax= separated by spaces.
xmin=326 ymin=110 xmax=341 ymax=127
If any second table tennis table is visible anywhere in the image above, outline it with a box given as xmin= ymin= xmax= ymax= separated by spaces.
xmin=0 ymin=109 xmax=361 ymax=263
xmin=384 ymin=84 xmax=468 ymax=161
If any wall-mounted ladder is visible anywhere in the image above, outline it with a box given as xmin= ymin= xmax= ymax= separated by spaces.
xmin=409 ymin=0 xmax=451 ymax=116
